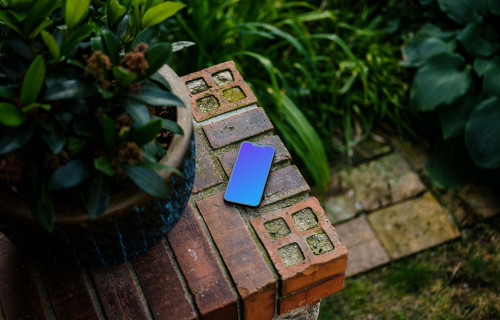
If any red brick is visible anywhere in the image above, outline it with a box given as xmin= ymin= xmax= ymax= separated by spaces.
xmin=42 ymin=267 xmax=99 ymax=320
xmin=279 ymin=273 xmax=345 ymax=314
xmin=181 ymin=61 xmax=258 ymax=122
xmin=196 ymin=193 xmax=276 ymax=320
xmin=334 ymin=216 xmax=390 ymax=276
xmin=217 ymin=135 xmax=291 ymax=177
xmin=91 ymin=263 xmax=151 ymax=320
xmin=260 ymin=165 xmax=310 ymax=207
xmin=168 ymin=204 xmax=237 ymax=320
xmin=251 ymin=197 xmax=348 ymax=296
xmin=132 ymin=242 xmax=196 ymax=320
xmin=202 ymin=108 xmax=274 ymax=149
xmin=0 ymin=237 xmax=48 ymax=320
xmin=193 ymin=132 xmax=223 ymax=194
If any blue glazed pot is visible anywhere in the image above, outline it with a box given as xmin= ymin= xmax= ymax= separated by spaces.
xmin=0 ymin=65 xmax=195 ymax=269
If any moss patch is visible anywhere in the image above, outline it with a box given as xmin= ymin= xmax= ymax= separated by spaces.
xmin=223 ymin=87 xmax=246 ymax=103
xmin=306 ymin=230 xmax=334 ymax=255
xmin=186 ymin=78 xmax=208 ymax=94
xmin=292 ymin=208 xmax=318 ymax=230
xmin=197 ymin=95 xmax=220 ymax=113
xmin=212 ymin=70 xmax=234 ymax=85
xmin=278 ymin=243 xmax=304 ymax=267
xmin=264 ymin=218 xmax=291 ymax=240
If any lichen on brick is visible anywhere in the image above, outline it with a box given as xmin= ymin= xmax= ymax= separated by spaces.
xmin=264 ymin=218 xmax=291 ymax=240
xmin=292 ymin=208 xmax=318 ymax=230
xmin=306 ymin=230 xmax=334 ymax=255
xmin=223 ymin=87 xmax=246 ymax=103
xmin=212 ymin=70 xmax=233 ymax=85
xmin=186 ymin=78 xmax=209 ymax=94
xmin=278 ymin=243 xmax=304 ymax=267
xmin=197 ymin=95 xmax=220 ymax=113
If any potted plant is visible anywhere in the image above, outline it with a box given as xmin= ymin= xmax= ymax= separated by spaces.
xmin=0 ymin=0 xmax=195 ymax=268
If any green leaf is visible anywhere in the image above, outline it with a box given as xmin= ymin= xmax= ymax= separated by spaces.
xmin=439 ymin=85 xmax=481 ymax=139
xmin=127 ymin=118 xmax=161 ymax=145
xmin=25 ymin=0 xmax=59 ymax=35
xmin=143 ymin=43 xmax=172 ymax=78
xmin=29 ymin=17 xmax=52 ymax=38
xmin=48 ymin=159 xmax=92 ymax=190
xmin=142 ymin=1 xmax=185 ymax=29
xmin=482 ymin=59 xmax=500 ymax=98
xmin=159 ymin=118 xmax=183 ymax=135
xmin=94 ymin=157 xmax=115 ymax=176
xmin=171 ymin=41 xmax=195 ymax=52
xmin=41 ymin=31 xmax=60 ymax=61
xmin=410 ymin=53 xmax=471 ymax=111
xmin=91 ymin=36 xmax=104 ymax=52
xmin=21 ymin=102 xmax=51 ymax=112
xmin=101 ymin=29 xmax=119 ymax=64
xmin=131 ymin=28 xmax=158 ymax=48
xmin=66 ymin=137 xmax=86 ymax=156
xmin=113 ymin=66 xmax=137 ymax=87
xmin=65 ymin=0 xmax=91 ymax=29
xmin=28 ymin=178 xmax=55 ymax=232
xmin=88 ymin=172 xmax=111 ymax=220
xmin=60 ymin=24 xmax=93 ymax=55
xmin=107 ymin=0 xmax=127 ymax=26
xmin=45 ymin=80 xmax=97 ymax=100
xmin=122 ymin=164 xmax=170 ymax=199
xmin=129 ymin=86 xmax=184 ymax=107
xmin=490 ymin=0 xmax=500 ymax=15
xmin=150 ymin=72 xmax=171 ymax=91
xmin=0 ymin=86 xmax=17 ymax=100
xmin=102 ymin=114 xmax=118 ymax=150
xmin=457 ymin=22 xmax=499 ymax=57
xmin=425 ymin=137 xmax=473 ymax=190
xmin=0 ymin=10 xmax=23 ymax=35
xmin=466 ymin=97 xmax=500 ymax=168
xmin=121 ymin=99 xmax=151 ymax=125
xmin=402 ymin=37 xmax=456 ymax=68
xmin=438 ymin=0 xmax=482 ymax=25
xmin=6 ymin=37 xmax=35 ymax=60
xmin=139 ymin=161 xmax=181 ymax=175
xmin=20 ymin=56 xmax=45 ymax=106
xmin=0 ymin=102 xmax=26 ymax=126
xmin=41 ymin=122 xmax=65 ymax=154
xmin=0 ymin=123 xmax=33 ymax=154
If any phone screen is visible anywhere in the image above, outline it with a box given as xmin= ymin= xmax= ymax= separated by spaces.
xmin=224 ymin=141 xmax=275 ymax=207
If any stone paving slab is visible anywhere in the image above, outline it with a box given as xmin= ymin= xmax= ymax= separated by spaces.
xmin=323 ymin=192 xmax=359 ymax=224
xmin=334 ymin=216 xmax=390 ymax=276
xmin=339 ymin=153 xmax=426 ymax=212
xmin=367 ymin=192 xmax=460 ymax=259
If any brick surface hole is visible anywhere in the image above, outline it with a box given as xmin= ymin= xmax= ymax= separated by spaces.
xmin=292 ymin=208 xmax=318 ymax=231
xmin=186 ymin=78 xmax=209 ymax=94
xmin=197 ymin=95 xmax=220 ymax=113
xmin=264 ymin=218 xmax=291 ymax=240
xmin=306 ymin=230 xmax=334 ymax=255
xmin=222 ymin=86 xmax=246 ymax=103
xmin=212 ymin=69 xmax=234 ymax=85
xmin=278 ymin=243 xmax=304 ymax=267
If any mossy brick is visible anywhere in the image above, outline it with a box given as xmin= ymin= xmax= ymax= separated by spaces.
xmin=368 ymin=192 xmax=460 ymax=259
xmin=193 ymin=132 xmax=223 ymax=194
xmin=459 ymin=184 xmax=500 ymax=219
xmin=196 ymin=192 xmax=276 ymax=320
xmin=251 ymin=197 xmax=348 ymax=296
xmin=0 ymin=237 xmax=48 ymax=320
xmin=181 ymin=61 xmax=258 ymax=122
xmin=41 ymin=267 xmax=99 ymax=320
xmin=334 ymin=216 xmax=390 ymax=276
xmin=168 ymin=204 xmax=238 ymax=320
xmin=279 ymin=273 xmax=345 ymax=315
xmin=257 ymin=165 xmax=310 ymax=208
xmin=218 ymin=135 xmax=291 ymax=177
xmin=91 ymin=263 xmax=153 ymax=320
xmin=202 ymin=107 xmax=274 ymax=149
xmin=323 ymin=192 xmax=359 ymax=224
xmin=339 ymin=153 xmax=426 ymax=211
xmin=389 ymin=136 xmax=429 ymax=171
xmin=131 ymin=243 xmax=197 ymax=320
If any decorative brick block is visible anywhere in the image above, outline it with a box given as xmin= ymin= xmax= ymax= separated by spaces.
xmin=181 ymin=61 xmax=258 ymax=122
xmin=42 ymin=267 xmax=100 ymax=320
xmin=218 ymin=135 xmax=291 ymax=177
xmin=193 ymin=132 xmax=223 ymax=194
xmin=334 ymin=216 xmax=390 ymax=276
xmin=279 ymin=273 xmax=345 ymax=315
xmin=197 ymin=192 xmax=276 ymax=320
xmin=203 ymin=108 xmax=274 ymax=149
xmin=250 ymin=197 xmax=348 ymax=296
xmin=168 ymin=204 xmax=238 ymax=320
xmin=0 ymin=237 xmax=48 ymax=320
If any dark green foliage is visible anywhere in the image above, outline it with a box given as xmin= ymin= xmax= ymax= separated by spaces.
xmin=404 ymin=0 xmax=500 ymax=189
xmin=0 ymin=0 xmax=186 ymax=231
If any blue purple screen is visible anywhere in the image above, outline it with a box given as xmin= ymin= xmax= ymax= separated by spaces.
xmin=224 ymin=142 xmax=275 ymax=206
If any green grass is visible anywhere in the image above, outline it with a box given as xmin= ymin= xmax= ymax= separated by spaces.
xmin=319 ymin=216 xmax=500 ymax=319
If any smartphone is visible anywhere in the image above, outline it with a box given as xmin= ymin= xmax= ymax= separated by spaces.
xmin=224 ymin=141 xmax=275 ymax=207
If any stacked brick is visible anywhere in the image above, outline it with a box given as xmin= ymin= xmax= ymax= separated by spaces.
xmin=0 ymin=61 xmax=348 ymax=320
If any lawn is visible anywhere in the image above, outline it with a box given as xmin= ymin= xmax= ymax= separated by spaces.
xmin=319 ymin=216 xmax=500 ymax=319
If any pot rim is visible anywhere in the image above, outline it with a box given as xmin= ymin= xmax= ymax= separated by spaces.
xmin=0 ymin=64 xmax=193 ymax=226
